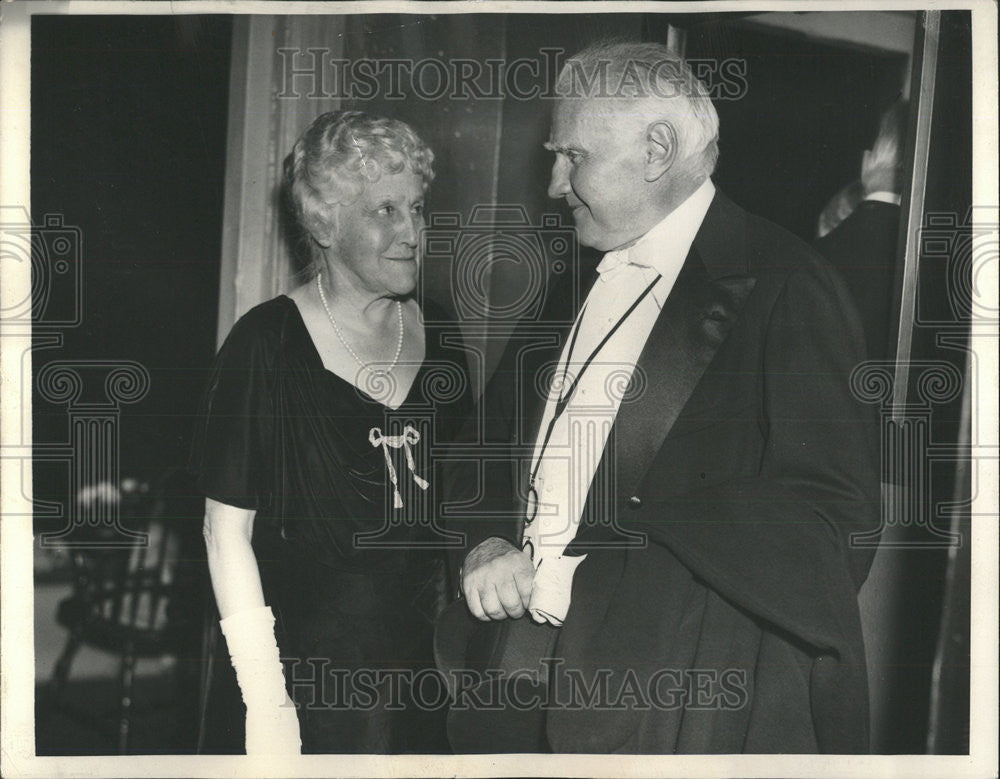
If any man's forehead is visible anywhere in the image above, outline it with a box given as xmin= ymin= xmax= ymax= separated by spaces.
xmin=549 ymin=99 xmax=635 ymax=145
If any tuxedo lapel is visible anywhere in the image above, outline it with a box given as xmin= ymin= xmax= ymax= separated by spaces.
xmin=523 ymin=191 xmax=755 ymax=547
xmin=610 ymin=250 xmax=756 ymax=497
xmin=545 ymin=246 xmax=756 ymax=750
xmin=609 ymin=192 xmax=756 ymax=498
xmin=568 ymin=191 xmax=756 ymax=552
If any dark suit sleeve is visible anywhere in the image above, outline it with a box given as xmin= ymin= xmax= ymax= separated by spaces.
xmin=628 ymin=263 xmax=880 ymax=752
xmin=814 ymin=202 xmax=900 ymax=361
xmin=441 ymin=329 xmax=525 ymax=570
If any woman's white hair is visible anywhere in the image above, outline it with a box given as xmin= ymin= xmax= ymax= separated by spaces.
xmin=283 ymin=110 xmax=434 ymax=274
xmin=556 ymin=40 xmax=720 ymax=177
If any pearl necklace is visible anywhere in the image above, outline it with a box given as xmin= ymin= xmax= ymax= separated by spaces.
xmin=316 ymin=273 xmax=404 ymax=376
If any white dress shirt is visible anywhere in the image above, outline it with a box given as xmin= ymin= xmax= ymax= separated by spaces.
xmin=523 ymin=178 xmax=716 ymax=625
xmin=864 ymin=190 xmax=902 ymax=206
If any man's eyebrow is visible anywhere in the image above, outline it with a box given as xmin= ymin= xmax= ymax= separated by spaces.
xmin=543 ymin=141 xmax=583 ymax=154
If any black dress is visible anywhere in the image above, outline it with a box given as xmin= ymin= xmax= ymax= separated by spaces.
xmin=192 ymin=294 xmax=470 ymax=753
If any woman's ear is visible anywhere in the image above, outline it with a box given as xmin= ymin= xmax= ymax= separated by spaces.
xmin=644 ymin=121 xmax=678 ymax=182
xmin=311 ymin=228 xmax=334 ymax=249
xmin=309 ymin=205 xmax=340 ymax=249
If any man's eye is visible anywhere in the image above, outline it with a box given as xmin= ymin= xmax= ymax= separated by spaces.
xmin=412 ymin=203 xmax=424 ymax=216
xmin=378 ymin=204 xmax=395 ymax=216
xmin=566 ymin=151 xmax=582 ymax=164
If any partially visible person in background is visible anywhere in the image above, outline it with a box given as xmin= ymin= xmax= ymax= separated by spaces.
xmin=816 ymin=179 xmax=865 ymax=239
xmin=192 ymin=110 xmax=469 ymax=754
xmin=815 ymin=101 xmax=909 ymax=361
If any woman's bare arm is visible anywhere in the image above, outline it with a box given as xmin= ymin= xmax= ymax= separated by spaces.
xmin=202 ymin=497 xmax=265 ymax=618
xmin=202 ymin=498 xmax=300 ymax=753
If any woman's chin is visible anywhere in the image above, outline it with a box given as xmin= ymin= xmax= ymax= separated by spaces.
xmin=388 ymin=263 xmax=419 ymax=295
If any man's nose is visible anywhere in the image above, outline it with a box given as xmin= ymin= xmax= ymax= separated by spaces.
xmin=547 ymin=157 xmax=570 ymax=200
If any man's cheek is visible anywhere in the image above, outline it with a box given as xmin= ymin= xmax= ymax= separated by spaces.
xmin=574 ymin=212 xmax=596 ymax=240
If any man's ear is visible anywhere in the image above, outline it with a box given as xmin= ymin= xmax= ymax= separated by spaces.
xmin=644 ymin=121 xmax=677 ymax=182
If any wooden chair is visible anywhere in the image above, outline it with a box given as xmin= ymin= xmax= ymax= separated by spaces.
xmin=45 ymin=469 xmax=205 ymax=754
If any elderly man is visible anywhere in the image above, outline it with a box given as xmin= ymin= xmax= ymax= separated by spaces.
xmin=440 ymin=41 xmax=880 ymax=754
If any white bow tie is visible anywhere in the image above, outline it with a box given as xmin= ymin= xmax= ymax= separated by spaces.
xmin=596 ymin=248 xmax=650 ymax=280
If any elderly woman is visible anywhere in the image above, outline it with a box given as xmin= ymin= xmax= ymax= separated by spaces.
xmin=192 ymin=111 xmax=469 ymax=754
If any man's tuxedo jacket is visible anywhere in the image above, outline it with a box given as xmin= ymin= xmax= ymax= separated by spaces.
xmin=446 ymin=190 xmax=881 ymax=753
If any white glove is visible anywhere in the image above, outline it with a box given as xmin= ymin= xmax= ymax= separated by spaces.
xmin=219 ymin=606 xmax=301 ymax=755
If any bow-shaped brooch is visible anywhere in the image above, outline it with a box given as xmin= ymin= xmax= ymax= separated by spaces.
xmin=368 ymin=424 xmax=429 ymax=508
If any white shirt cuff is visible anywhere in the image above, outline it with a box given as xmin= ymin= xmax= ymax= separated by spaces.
xmin=528 ymin=554 xmax=587 ymax=626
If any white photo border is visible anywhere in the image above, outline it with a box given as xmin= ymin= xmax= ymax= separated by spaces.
xmin=1 ymin=2 xmax=996 ymax=777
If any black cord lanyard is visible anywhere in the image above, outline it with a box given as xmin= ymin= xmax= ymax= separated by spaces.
xmin=528 ymin=272 xmax=663 ymax=493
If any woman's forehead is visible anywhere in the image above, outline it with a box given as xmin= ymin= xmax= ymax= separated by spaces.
xmin=361 ymin=170 xmax=425 ymax=200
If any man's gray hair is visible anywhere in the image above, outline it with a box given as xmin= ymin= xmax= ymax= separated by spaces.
xmin=556 ymin=40 xmax=720 ymax=177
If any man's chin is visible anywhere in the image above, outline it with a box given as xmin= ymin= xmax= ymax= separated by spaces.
xmin=575 ymin=231 xmax=614 ymax=252
xmin=571 ymin=220 xmax=600 ymax=250
xmin=570 ymin=217 xmax=618 ymax=252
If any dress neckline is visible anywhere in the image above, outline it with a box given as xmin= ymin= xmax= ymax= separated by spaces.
xmin=278 ymin=294 xmax=426 ymax=411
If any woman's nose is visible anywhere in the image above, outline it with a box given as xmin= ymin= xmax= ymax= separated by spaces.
xmin=399 ymin=214 xmax=419 ymax=248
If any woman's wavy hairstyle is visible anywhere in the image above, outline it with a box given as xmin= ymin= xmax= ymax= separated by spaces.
xmin=282 ymin=111 xmax=435 ymax=275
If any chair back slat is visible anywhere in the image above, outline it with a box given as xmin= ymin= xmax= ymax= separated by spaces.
xmin=66 ymin=472 xmax=203 ymax=639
